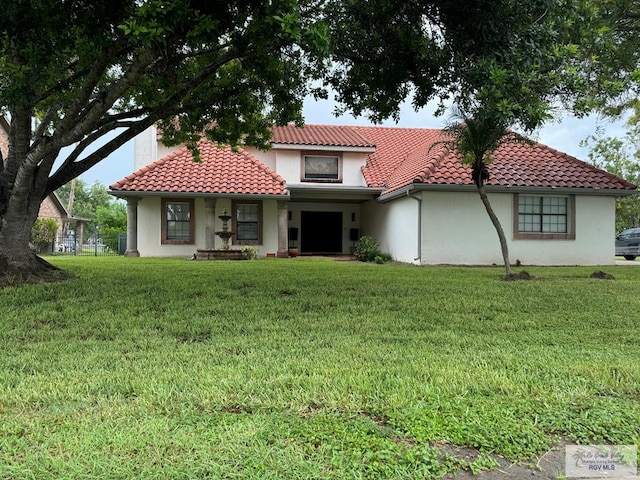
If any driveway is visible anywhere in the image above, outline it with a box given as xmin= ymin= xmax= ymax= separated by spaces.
xmin=616 ymin=259 xmax=640 ymax=265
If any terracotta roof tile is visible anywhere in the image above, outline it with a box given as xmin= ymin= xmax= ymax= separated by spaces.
xmin=352 ymin=126 xmax=636 ymax=194
xmin=112 ymin=124 xmax=636 ymax=197
xmin=354 ymin=127 xmax=448 ymax=189
xmin=272 ymin=124 xmax=375 ymax=148
xmin=110 ymin=140 xmax=286 ymax=195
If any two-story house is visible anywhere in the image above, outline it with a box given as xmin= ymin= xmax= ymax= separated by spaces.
xmin=109 ymin=124 xmax=636 ymax=265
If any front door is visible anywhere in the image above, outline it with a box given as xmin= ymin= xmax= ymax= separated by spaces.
xmin=301 ymin=211 xmax=343 ymax=254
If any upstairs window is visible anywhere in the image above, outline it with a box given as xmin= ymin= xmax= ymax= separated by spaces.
xmin=302 ymin=154 xmax=341 ymax=182
xmin=162 ymin=198 xmax=194 ymax=244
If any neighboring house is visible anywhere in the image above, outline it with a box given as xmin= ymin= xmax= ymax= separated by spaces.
xmin=37 ymin=193 xmax=86 ymax=253
xmin=109 ymin=124 xmax=637 ymax=265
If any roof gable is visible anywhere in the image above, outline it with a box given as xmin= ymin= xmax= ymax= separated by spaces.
xmin=110 ymin=140 xmax=287 ymax=195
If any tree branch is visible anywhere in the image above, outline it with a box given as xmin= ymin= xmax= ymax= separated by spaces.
xmin=46 ymin=116 xmax=160 ymax=193
xmin=52 ymin=37 xmax=131 ymax=132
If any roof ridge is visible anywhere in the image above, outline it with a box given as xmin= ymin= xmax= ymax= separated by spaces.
xmin=244 ymin=149 xmax=287 ymax=186
xmin=407 ymin=137 xmax=452 ymax=183
xmin=109 ymin=148 xmax=179 ymax=189
xmin=379 ymin=133 xmax=453 ymax=193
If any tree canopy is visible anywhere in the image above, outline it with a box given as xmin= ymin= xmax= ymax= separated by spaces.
xmin=584 ymin=120 xmax=640 ymax=231
xmin=324 ymin=0 xmax=638 ymax=131
xmin=0 ymin=0 xmax=329 ymax=280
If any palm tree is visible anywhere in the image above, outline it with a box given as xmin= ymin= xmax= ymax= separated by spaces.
xmin=442 ymin=107 xmax=524 ymax=278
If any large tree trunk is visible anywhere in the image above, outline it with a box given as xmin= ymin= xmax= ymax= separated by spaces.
xmin=476 ymin=184 xmax=512 ymax=277
xmin=0 ymin=192 xmax=60 ymax=285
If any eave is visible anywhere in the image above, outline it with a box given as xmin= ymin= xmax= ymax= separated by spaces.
xmin=377 ymin=183 xmax=638 ymax=203
xmin=108 ymin=190 xmax=290 ymax=200
xmin=272 ymin=143 xmax=376 ymax=154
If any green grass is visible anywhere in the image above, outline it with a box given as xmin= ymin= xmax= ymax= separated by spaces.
xmin=1 ymin=257 xmax=639 ymax=479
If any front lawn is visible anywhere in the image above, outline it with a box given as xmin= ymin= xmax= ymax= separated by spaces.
xmin=1 ymin=257 xmax=638 ymax=479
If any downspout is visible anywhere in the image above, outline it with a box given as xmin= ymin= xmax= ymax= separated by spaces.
xmin=407 ymin=190 xmax=422 ymax=263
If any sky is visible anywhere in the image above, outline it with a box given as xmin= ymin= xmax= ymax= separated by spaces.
xmin=76 ymin=96 xmax=628 ymax=188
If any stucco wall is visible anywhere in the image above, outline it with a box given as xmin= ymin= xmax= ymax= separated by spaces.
xmin=133 ymin=127 xmax=158 ymax=171
xmin=363 ymin=190 xmax=617 ymax=266
xmin=246 ymin=147 xmax=277 ymax=171
xmin=361 ymin=195 xmax=420 ymax=264
xmin=136 ymin=196 xmax=280 ymax=257
xmin=257 ymin=150 xmax=368 ymax=187
xmin=419 ymin=190 xmax=616 ymax=266
xmin=0 ymin=121 xmax=8 ymax=158
xmin=134 ymin=126 xmax=185 ymax=170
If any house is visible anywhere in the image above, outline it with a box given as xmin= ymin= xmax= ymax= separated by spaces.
xmin=109 ymin=124 xmax=636 ymax=265
xmin=37 ymin=192 xmax=86 ymax=253
xmin=0 ymin=117 xmax=85 ymax=253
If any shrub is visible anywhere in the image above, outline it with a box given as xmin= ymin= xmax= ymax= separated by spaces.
xmin=31 ymin=218 xmax=59 ymax=253
xmin=355 ymin=236 xmax=392 ymax=263
xmin=241 ymin=245 xmax=258 ymax=260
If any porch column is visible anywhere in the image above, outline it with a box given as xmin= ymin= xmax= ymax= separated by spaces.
xmin=125 ymin=196 xmax=140 ymax=257
xmin=74 ymin=221 xmax=84 ymax=253
xmin=277 ymin=200 xmax=289 ymax=258
xmin=204 ymin=198 xmax=217 ymax=249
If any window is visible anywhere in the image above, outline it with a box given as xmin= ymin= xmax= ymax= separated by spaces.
xmin=302 ymin=154 xmax=341 ymax=182
xmin=161 ymin=198 xmax=194 ymax=244
xmin=513 ymin=194 xmax=575 ymax=240
xmin=233 ymin=201 xmax=262 ymax=245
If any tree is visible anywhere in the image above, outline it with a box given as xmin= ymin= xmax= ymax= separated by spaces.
xmin=577 ymin=0 xmax=640 ymax=118
xmin=56 ymin=180 xmax=118 ymax=234
xmin=322 ymin=0 xmax=636 ymax=277
xmin=583 ymin=121 xmax=640 ymax=231
xmin=95 ymin=203 xmax=127 ymax=232
xmin=440 ymin=109 xmax=524 ymax=277
xmin=0 ymin=0 xmax=329 ymax=282
xmin=324 ymin=0 xmax=605 ymax=130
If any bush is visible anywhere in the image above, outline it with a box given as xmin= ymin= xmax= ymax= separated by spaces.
xmin=241 ymin=245 xmax=258 ymax=260
xmin=355 ymin=236 xmax=392 ymax=263
xmin=31 ymin=218 xmax=59 ymax=253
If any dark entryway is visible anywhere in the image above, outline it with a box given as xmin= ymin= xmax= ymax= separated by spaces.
xmin=301 ymin=211 xmax=343 ymax=254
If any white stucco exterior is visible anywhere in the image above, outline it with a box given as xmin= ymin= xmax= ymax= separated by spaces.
xmin=135 ymin=196 xmax=280 ymax=257
xmin=247 ymin=148 xmax=369 ymax=187
xmin=361 ymin=195 xmax=420 ymax=264
xmin=363 ymin=189 xmax=617 ymax=266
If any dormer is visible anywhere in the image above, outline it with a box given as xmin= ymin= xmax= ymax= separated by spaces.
xmin=247 ymin=124 xmax=376 ymax=188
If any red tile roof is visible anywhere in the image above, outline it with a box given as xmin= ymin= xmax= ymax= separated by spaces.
xmin=110 ymin=140 xmax=286 ymax=195
xmin=359 ymin=128 xmax=637 ymax=194
xmin=111 ymin=124 xmax=636 ymax=197
xmin=353 ymin=127 xmax=447 ymax=189
xmin=272 ymin=124 xmax=375 ymax=148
